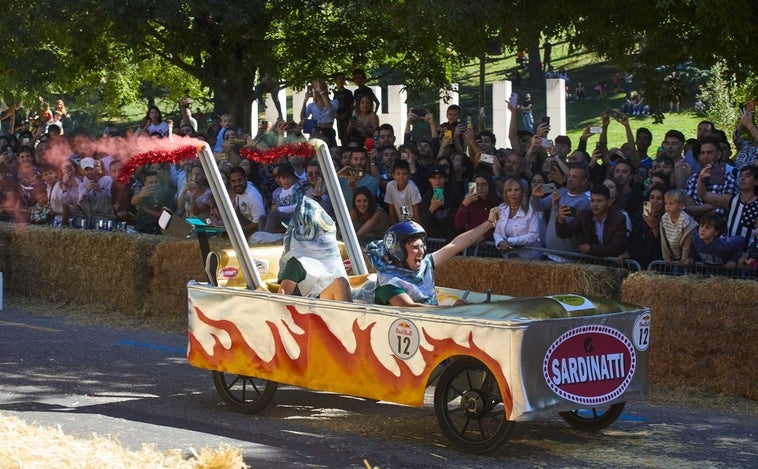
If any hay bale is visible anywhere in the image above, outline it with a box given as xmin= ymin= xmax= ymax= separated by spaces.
xmin=144 ymin=237 xmax=231 ymax=317
xmin=0 ymin=224 xmax=11 ymax=273
xmin=436 ymin=256 xmax=628 ymax=298
xmin=3 ymin=225 xmax=158 ymax=315
xmin=622 ymin=272 xmax=758 ymax=399
xmin=0 ymin=413 xmax=248 ymax=468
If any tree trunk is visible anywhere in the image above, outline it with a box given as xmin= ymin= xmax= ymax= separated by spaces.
xmin=214 ymin=72 xmax=256 ymax=133
xmin=527 ymin=42 xmax=543 ymax=84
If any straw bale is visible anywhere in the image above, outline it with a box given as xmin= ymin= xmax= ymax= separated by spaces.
xmin=436 ymin=256 xmax=628 ymax=299
xmin=0 ymin=224 xmax=11 ymax=272
xmin=2 ymin=225 xmax=158 ymax=315
xmin=144 ymin=237 xmax=231 ymax=317
xmin=622 ymin=272 xmax=758 ymax=399
xmin=0 ymin=412 xmax=248 ymax=468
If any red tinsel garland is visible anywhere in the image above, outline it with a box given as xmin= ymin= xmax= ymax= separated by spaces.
xmin=117 ymin=145 xmax=198 ymax=184
xmin=117 ymin=142 xmax=316 ymax=184
xmin=239 ymin=142 xmax=315 ymax=164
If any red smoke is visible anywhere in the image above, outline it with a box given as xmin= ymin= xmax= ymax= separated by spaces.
xmin=43 ymin=134 xmax=205 ymax=168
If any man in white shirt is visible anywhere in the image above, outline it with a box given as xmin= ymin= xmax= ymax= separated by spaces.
xmin=230 ymin=167 xmax=265 ymax=235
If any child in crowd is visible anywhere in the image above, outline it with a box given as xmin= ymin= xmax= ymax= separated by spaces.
xmin=660 ymin=188 xmax=697 ymax=264
xmin=384 ymin=160 xmax=421 ymax=224
xmin=738 ymin=218 xmax=758 ymax=270
xmin=213 ymin=114 xmax=233 ymax=153
xmin=691 ymin=212 xmax=745 ymax=268
xmin=261 ymin=163 xmax=303 ymax=233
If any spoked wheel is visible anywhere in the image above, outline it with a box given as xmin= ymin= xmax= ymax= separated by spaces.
xmin=433 ymin=357 xmax=514 ymax=453
xmin=212 ymin=371 xmax=278 ymax=414
xmin=559 ymin=402 xmax=626 ymax=431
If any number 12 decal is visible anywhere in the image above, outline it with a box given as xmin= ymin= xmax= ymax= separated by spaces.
xmin=389 ymin=319 xmax=420 ymax=359
xmin=633 ymin=313 xmax=651 ymax=351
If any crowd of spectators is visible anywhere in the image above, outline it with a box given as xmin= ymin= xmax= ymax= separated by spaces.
xmin=2 ymin=71 xmax=758 ymax=274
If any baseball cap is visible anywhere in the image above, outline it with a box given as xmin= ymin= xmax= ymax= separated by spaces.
xmin=80 ymin=157 xmax=96 ymax=169
xmin=428 ymin=165 xmax=446 ymax=176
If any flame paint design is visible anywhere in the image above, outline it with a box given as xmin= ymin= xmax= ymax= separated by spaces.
xmin=188 ymin=303 xmax=513 ymax=414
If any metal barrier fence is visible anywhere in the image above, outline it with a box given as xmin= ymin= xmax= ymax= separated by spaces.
xmin=473 ymin=241 xmax=643 ymax=272
xmin=648 ymin=260 xmax=758 ymax=280
xmin=425 ymin=238 xmax=643 ymax=272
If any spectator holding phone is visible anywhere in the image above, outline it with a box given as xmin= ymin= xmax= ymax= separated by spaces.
xmin=684 ymin=137 xmax=736 ymax=217
xmin=436 ymin=104 xmax=465 ymax=155
xmin=697 ymin=164 xmax=758 ymax=249
xmin=555 ymin=184 xmax=627 ymax=257
xmin=332 ymin=72 xmax=354 ymax=146
xmin=454 ymin=171 xmax=498 ymax=243
xmin=531 ymin=162 xmax=591 ymax=256
xmin=733 ymin=102 xmax=758 ymax=172
xmin=346 ymin=95 xmax=379 ymax=141
xmin=620 ymin=184 xmax=666 ymax=269
xmin=419 ymin=165 xmax=457 ymax=241
xmin=518 ymin=94 xmax=534 ymax=134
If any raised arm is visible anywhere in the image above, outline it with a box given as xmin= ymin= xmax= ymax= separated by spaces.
xmin=432 ymin=207 xmax=500 ymax=267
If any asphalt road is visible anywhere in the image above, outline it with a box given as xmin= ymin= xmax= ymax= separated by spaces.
xmin=0 ymin=305 xmax=755 ymax=468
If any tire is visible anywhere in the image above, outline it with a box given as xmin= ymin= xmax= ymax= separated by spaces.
xmin=433 ymin=357 xmax=514 ymax=453
xmin=559 ymin=402 xmax=626 ymax=431
xmin=212 ymin=371 xmax=278 ymax=414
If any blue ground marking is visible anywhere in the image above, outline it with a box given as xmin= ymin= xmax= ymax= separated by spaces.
xmin=118 ymin=339 xmax=186 ymax=355
xmin=574 ymin=409 xmax=646 ymax=422
xmin=618 ymin=414 xmax=646 ymax=422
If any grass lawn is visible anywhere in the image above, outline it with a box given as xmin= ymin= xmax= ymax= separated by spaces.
xmin=452 ymin=41 xmax=704 ymax=150
xmin=111 ymin=40 xmax=704 ymax=149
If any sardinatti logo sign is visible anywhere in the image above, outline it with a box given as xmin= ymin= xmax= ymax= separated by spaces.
xmin=543 ymin=325 xmax=636 ymax=405
xmin=218 ymin=267 xmax=239 ymax=279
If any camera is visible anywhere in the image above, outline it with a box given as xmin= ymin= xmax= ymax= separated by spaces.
xmin=589 ymin=126 xmax=603 ymax=134
xmin=540 ymin=182 xmax=555 ymax=194
xmin=605 ymin=108 xmax=621 ymax=120
xmin=540 ymin=137 xmax=553 ymax=148
xmin=480 ymin=153 xmax=495 ymax=164
xmin=231 ymin=138 xmax=248 ymax=145
xmin=566 ymin=206 xmax=578 ymax=217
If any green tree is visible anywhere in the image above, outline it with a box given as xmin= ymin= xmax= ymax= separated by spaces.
xmin=1 ymin=1 xmax=755 ymax=132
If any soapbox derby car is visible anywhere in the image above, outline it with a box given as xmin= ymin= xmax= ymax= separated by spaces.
xmin=184 ymin=141 xmax=651 ymax=453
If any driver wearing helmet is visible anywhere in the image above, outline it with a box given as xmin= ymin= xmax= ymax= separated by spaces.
xmin=365 ymin=208 xmax=500 ymax=307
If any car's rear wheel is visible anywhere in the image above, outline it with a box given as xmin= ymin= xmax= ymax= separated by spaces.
xmin=212 ymin=371 xmax=278 ymax=413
